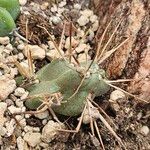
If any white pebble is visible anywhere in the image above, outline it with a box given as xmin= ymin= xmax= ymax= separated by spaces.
xmin=92 ymin=20 xmax=99 ymax=31
xmin=0 ymin=37 xmax=10 ymax=45
xmin=5 ymin=119 xmax=16 ymax=136
xmin=19 ymin=0 xmax=27 ymax=6
xmin=24 ymin=45 xmax=45 ymax=60
xmin=65 ymin=37 xmax=78 ymax=49
xmin=17 ymin=44 xmax=25 ymax=50
xmin=78 ymin=53 xmax=90 ymax=62
xmin=14 ymin=87 xmax=26 ymax=97
xmin=140 ymin=126 xmax=149 ymax=136
xmin=41 ymin=120 xmax=64 ymax=143
xmin=74 ymin=3 xmax=81 ymax=10
xmin=24 ymin=132 xmax=41 ymax=147
xmin=110 ymin=90 xmax=126 ymax=102
xmin=80 ymin=9 xmax=93 ymax=18
xmin=77 ymin=15 xmax=89 ymax=26
xmin=17 ymin=136 xmax=25 ymax=150
xmin=75 ymin=43 xmax=90 ymax=53
xmin=59 ymin=1 xmax=66 ymax=7
xmin=8 ymin=105 xmax=22 ymax=114
xmin=0 ymin=76 xmax=16 ymax=100
xmin=34 ymin=110 xmax=49 ymax=119
xmin=51 ymin=4 xmax=58 ymax=13
xmin=90 ymin=15 xmax=98 ymax=23
xmin=51 ymin=16 xmax=61 ymax=25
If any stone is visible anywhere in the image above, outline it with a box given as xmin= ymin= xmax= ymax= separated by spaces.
xmin=65 ymin=37 xmax=78 ymax=49
xmin=78 ymin=53 xmax=90 ymax=62
xmin=8 ymin=105 xmax=22 ymax=114
xmin=5 ymin=119 xmax=16 ymax=136
xmin=19 ymin=0 xmax=27 ymax=6
xmin=41 ymin=120 xmax=64 ymax=143
xmin=24 ymin=45 xmax=45 ymax=60
xmin=140 ymin=126 xmax=149 ymax=136
xmin=14 ymin=87 xmax=26 ymax=97
xmin=51 ymin=16 xmax=61 ymax=25
xmin=75 ymin=43 xmax=90 ymax=53
xmin=0 ymin=37 xmax=10 ymax=45
xmin=90 ymin=15 xmax=98 ymax=23
xmin=0 ymin=102 xmax=7 ymax=134
xmin=80 ymin=9 xmax=93 ymax=18
xmin=74 ymin=3 xmax=81 ymax=10
xmin=0 ymin=76 xmax=16 ymax=100
xmin=24 ymin=132 xmax=41 ymax=147
xmin=17 ymin=136 xmax=25 ymax=150
xmin=34 ymin=110 xmax=49 ymax=119
xmin=110 ymin=90 xmax=126 ymax=102
xmin=77 ymin=15 xmax=89 ymax=26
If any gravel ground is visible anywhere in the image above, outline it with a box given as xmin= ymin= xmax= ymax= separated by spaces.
xmin=0 ymin=0 xmax=149 ymax=150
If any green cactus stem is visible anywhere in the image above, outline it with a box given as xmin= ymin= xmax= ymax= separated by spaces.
xmin=0 ymin=0 xmax=20 ymax=36
xmin=0 ymin=0 xmax=20 ymax=20
xmin=0 ymin=7 xmax=16 ymax=37
xmin=25 ymin=59 xmax=110 ymax=116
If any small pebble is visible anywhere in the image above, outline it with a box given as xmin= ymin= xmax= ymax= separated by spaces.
xmin=74 ymin=3 xmax=81 ymax=10
xmin=17 ymin=136 xmax=25 ymax=150
xmin=24 ymin=132 xmax=41 ymax=147
xmin=24 ymin=45 xmax=45 ymax=60
xmin=80 ymin=9 xmax=93 ymax=18
xmin=19 ymin=0 xmax=27 ymax=6
xmin=14 ymin=87 xmax=26 ymax=97
xmin=34 ymin=110 xmax=49 ymax=119
xmin=41 ymin=120 xmax=64 ymax=143
xmin=140 ymin=126 xmax=149 ymax=136
xmin=77 ymin=15 xmax=89 ymax=26
xmin=110 ymin=90 xmax=126 ymax=102
xmin=0 ymin=37 xmax=10 ymax=45
xmin=51 ymin=16 xmax=61 ymax=25
xmin=0 ymin=76 xmax=16 ymax=100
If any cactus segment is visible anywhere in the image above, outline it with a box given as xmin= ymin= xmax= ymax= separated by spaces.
xmin=0 ymin=0 xmax=20 ymax=20
xmin=25 ymin=59 xmax=110 ymax=116
xmin=0 ymin=7 xmax=16 ymax=37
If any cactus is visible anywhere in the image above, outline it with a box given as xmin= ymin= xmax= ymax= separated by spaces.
xmin=0 ymin=0 xmax=20 ymax=36
xmin=25 ymin=59 xmax=110 ymax=116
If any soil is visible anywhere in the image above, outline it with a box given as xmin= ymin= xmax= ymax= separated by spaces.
xmin=1 ymin=0 xmax=149 ymax=150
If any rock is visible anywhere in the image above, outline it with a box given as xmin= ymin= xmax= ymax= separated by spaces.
xmin=90 ymin=15 xmax=98 ymax=23
xmin=41 ymin=120 xmax=64 ymax=143
xmin=77 ymin=15 xmax=89 ymax=26
xmin=0 ymin=76 xmax=16 ymax=100
xmin=75 ymin=43 xmax=90 ymax=53
xmin=40 ymin=2 xmax=49 ymax=10
xmin=110 ymin=90 xmax=126 ymax=102
xmin=140 ymin=126 xmax=149 ymax=136
xmin=19 ymin=0 xmax=27 ymax=6
xmin=24 ymin=45 xmax=45 ymax=60
xmin=46 ymin=50 xmax=64 ymax=60
xmin=92 ymin=20 xmax=99 ymax=32
xmin=17 ymin=136 xmax=25 ymax=150
xmin=0 ymin=37 xmax=10 ymax=45
xmin=65 ymin=37 xmax=78 ymax=49
xmin=0 ymin=102 xmax=7 ymax=134
xmin=74 ymin=3 xmax=81 ymax=10
xmin=14 ymin=87 xmax=26 ymax=97
xmin=34 ymin=110 xmax=49 ymax=119
xmin=80 ymin=9 xmax=93 ymax=18
xmin=78 ymin=53 xmax=90 ymax=62
xmin=59 ymin=1 xmax=66 ymax=7
xmin=51 ymin=16 xmax=61 ymax=25
xmin=8 ymin=105 xmax=22 ymax=114
xmin=24 ymin=132 xmax=41 ymax=147
xmin=5 ymin=119 xmax=16 ymax=136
